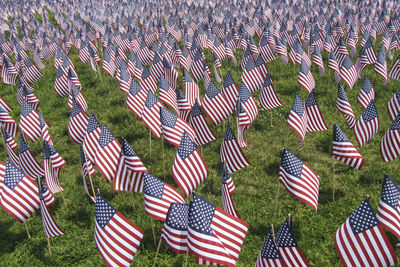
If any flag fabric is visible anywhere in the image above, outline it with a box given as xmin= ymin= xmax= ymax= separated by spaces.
xmin=119 ymin=62 xmax=132 ymax=94
xmin=54 ymin=66 xmax=69 ymax=97
xmin=18 ymin=135 xmax=44 ymax=179
xmin=387 ymin=89 xmax=400 ymax=121
xmin=275 ymin=216 xmax=310 ymax=267
xmin=68 ymin=98 xmax=89 ymax=144
xmin=189 ymin=100 xmax=216 ymax=146
xmin=0 ymin=106 xmax=17 ymax=137
xmin=24 ymin=59 xmax=43 ymax=84
xmin=220 ymin=123 xmax=250 ymax=173
xmin=19 ymin=100 xmax=41 ymax=142
xmin=380 ymin=113 xmax=400 ymax=162
xmin=38 ymin=110 xmax=53 ymax=146
xmin=259 ymin=73 xmax=282 ymax=110
xmin=83 ymin=112 xmax=101 ymax=164
xmin=143 ymin=172 xmax=184 ymax=221
xmin=334 ymin=197 xmax=397 ymax=267
xmin=376 ymin=175 xmax=400 ymax=241
xmin=222 ymin=71 xmax=239 ymax=114
xmin=312 ymin=47 xmax=325 ymax=76
xmin=140 ymin=66 xmax=157 ymax=94
xmin=38 ymin=176 xmax=55 ymax=207
xmin=94 ymin=193 xmax=144 ymax=267
xmin=159 ymin=76 xmax=178 ymax=112
xmin=2 ymin=128 xmax=19 ymax=166
xmin=1 ymin=56 xmax=18 ymax=85
xmin=332 ymin=124 xmax=364 ymax=170
xmin=221 ymin=162 xmax=238 ymax=218
xmin=141 ymin=90 xmax=163 ymax=138
xmin=305 ymin=90 xmax=328 ymax=132
xmin=357 ymin=75 xmax=375 ymax=109
xmin=38 ymin=178 xmax=64 ymax=238
xmin=337 ymin=84 xmax=356 ymax=129
xmin=374 ymin=46 xmax=388 ymax=86
xmin=279 ymin=149 xmax=320 ymax=212
xmin=43 ymin=141 xmax=65 ymax=194
xmin=328 ymin=52 xmax=341 ymax=83
xmin=389 ymin=55 xmax=400 ymax=81
xmin=340 ymin=55 xmax=358 ymax=89
xmin=126 ymin=81 xmax=147 ymax=120
xmin=172 ymin=131 xmax=208 ymax=197
xmin=183 ymin=69 xmax=200 ymax=107
xmin=287 ymin=94 xmax=308 ymax=147
xmin=298 ymin=59 xmax=315 ymax=93
xmin=161 ymin=202 xmax=189 ymax=254
xmin=187 ymin=193 xmax=249 ymax=267
xmin=160 ymin=106 xmax=196 ymax=147
xmin=113 ymin=138 xmax=148 ymax=193
xmin=353 ymin=101 xmax=380 ymax=148
xmin=202 ymin=81 xmax=231 ymax=125
xmin=0 ymin=161 xmax=39 ymax=223
xmin=163 ymin=56 xmax=179 ymax=89
xmin=177 ymin=88 xmax=192 ymax=121
xmin=238 ymin=83 xmax=259 ymax=126
xmin=95 ymin=124 xmax=121 ymax=182
xmin=241 ymin=57 xmax=264 ymax=93
xmin=255 ymin=227 xmax=283 ymax=267
xmin=79 ymin=146 xmax=95 ymax=202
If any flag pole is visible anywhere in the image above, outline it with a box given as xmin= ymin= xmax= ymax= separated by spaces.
xmin=150 ymin=217 xmax=157 ymax=246
xmin=152 ymin=236 xmax=163 ymax=267
xmin=82 ymin=147 xmax=96 ymax=201
xmin=38 ymin=176 xmax=52 ymax=257
xmin=288 ymin=214 xmax=292 ymax=227
xmin=184 ymin=247 xmax=189 ymax=267
xmin=273 ymin=182 xmax=281 ymax=222
xmin=271 ymin=224 xmax=276 ymax=244
xmin=162 ymin=138 xmax=165 ymax=179
xmin=149 ymin=130 xmax=152 ymax=157
xmin=47 ymin=237 xmax=52 ymax=257
xmin=24 ymin=221 xmax=31 ymax=239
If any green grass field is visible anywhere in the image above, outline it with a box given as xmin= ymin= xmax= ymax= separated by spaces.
xmin=1 ymin=15 xmax=400 ymax=266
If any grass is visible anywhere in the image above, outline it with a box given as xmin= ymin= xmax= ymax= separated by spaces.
xmin=1 ymin=16 xmax=400 ymax=267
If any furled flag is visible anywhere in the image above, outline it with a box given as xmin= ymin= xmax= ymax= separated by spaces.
xmin=337 ymin=84 xmax=356 ymax=129
xmin=95 ymin=124 xmax=121 ymax=182
xmin=202 ymin=81 xmax=231 ymax=125
xmin=94 ymin=193 xmax=144 ymax=267
xmin=377 ymin=175 xmax=400 ymax=241
xmin=221 ymin=162 xmax=238 ymax=218
xmin=177 ymin=88 xmax=192 ymax=121
xmin=126 ymin=81 xmax=147 ymax=120
xmin=38 ymin=176 xmax=55 ymax=207
xmin=305 ymin=90 xmax=328 ymax=132
xmin=259 ymin=73 xmax=282 ymax=110
xmin=83 ymin=112 xmax=101 ymax=164
xmin=114 ymin=138 xmax=148 ymax=193
xmin=332 ymin=124 xmax=364 ymax=170
xmin=255 ymin=226 xmax=283 ymax=267
xmin=279 ymin=149 xmax=320 ymax=212
xmin=143 ymin=172 xmax=185 ymax=221
xmin=43 ymin=141 xmax=65 ymax=194
xmin=163 ymin=56 xmax=179 ymax=89
xmin=340 ymin=55 xmax=357 ymax=89
xmin=222 ymin=71 xmax=239 ymax=114
xmin=141 ymin=90 xmax=163 ymax=138
xmin=19 ymin=100 xmax=41 ymax=142
xmin=161 ymin=202 xmax=189 ymax=254
xmin=160 ymin=106 xmax=196 ymax=147
xmin=389 ymin=55 xmax=400 ymax=81
xmin=24 ymin=59 xmax=43 ymax=84
xmin=334 ymin=197 xmax=397 ymax=267
xmin=354 ymin=101 xmax=379 ymax=148
xmin=79 ymin=146 xmax=95 ymax=202
xmin=374 ymin=46 xmax=388 ymax=86
xmin=287 ymin=94 xmax=308 ymax=147
xmin=183 ymin=69 xmax=200 ymax=107
xmin=220 ymin=122 xmax=250 ymax=173
xmin=328 ymin=52 xmax=341 ymax=83
xmin=1 ymin=56 xmax=18 ymax=85
xmin=298 ymin=59 xmax=315 ymax=94
xmin=189 ymin=100 xmax=216 ymax=146
xmin=358 ymin=76 xmax=375 ymax=109
xmin=38 ymin=110 xmax=53 ymax=146
xmin=68 ymin=82 xmax=88 ymax=113
xmin=19 ymin=135 xmax=44 ymax=179
xmin=0 ymin=107 xmax=17 ymax=137
xmin=312 ymin=46 xmax=325 ymax=76
xmin=380 ymin=113 xmax=400 ymax=162
xmin=387 ymin=89 xmax=400 ymax=121
xmin=0 ymin=161 xmax=39 ymax=222
xmin=187 ymin=193 xmax=249 ymax=267
xmin=159 ymin=76 xmax=178 ymax=112
xmin=68 ymin=98 xmax=89 ymax=144
xmin=2 ymin=127 xmax=19 ymax=166
xmin=275 ymin=216 xmax=310 ymax=266
xmin=38 ymin=178 xmax=64 ymax=238
xmin=172 ymin=131 xmax=208 ymax=197
xmin=241 ymin=56 xmax=264 ymax=93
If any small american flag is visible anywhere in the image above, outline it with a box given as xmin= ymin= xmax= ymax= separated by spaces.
xmin=43 ymin=141 xmax=65 ymax=194
xmin=159 ymin=76 xmax=178 ymax=112
xmin=118 ymin=61 xmax=132 ymax=94
xmin=189 ymin=100 xmax=216 ymax=146
xmin=161 ymin=202 xmax=189 ymax=254
xmin=177 ymin=88 xmax=192 ymax=121
xmin=19 ymin=100 xmax=41 ymax=142
xmin=255 ymin=227 xmax=283 ymax=267
xmin=380 ymin=113 xmax=400 ymax=162
xmin=18 ymin=134 xmax=44 ymax=179
xmin=287 ymin=94 xmax=308 ymax=147
xmin=328 ymin=52 xmax=341 ymax=83
xmin=163 ymin=56 xmax=179 ymax=89
xmin=54 ymin=66 xmax=69 ymax=97
xmin=1 ymin=56 xmax=18 ymax=85
xmin=337 ymin=84 xmax=356 ymax=129
xmin=259 ymin=73 xmax=282 ymax=110
xmin=141 ymin=90 xmax=163 ymax=138
xmin=38 ymin=176 xmax=55 ymax=207
xmin=374 ymin=46 xmax=388 ymax=86
xmin=222 ymin=71 xmax=239 ymax=114
xmin=94 ymin=193 xmax=144 ymax=267
xmin=353 ymin=101 xmax=380 ymax=148
xmin=238 ymin=82 xmax=259 ymax=126
xmin=183 ymin=69 xmax=200 ymax=107
xmin=83 ymin=112 xmax=101 ymax=164
xmin=357 ymin=75 xmax=375 ymax=109
xmin=279 ymin=149 xmax=320 ymax=212
xmin=241 ymin=56 xmax=264 ymax=93
xmin=332 ymin=124 xmax=364 ymax=170
xmin=202 ymin=81 xmax=231 ymax=125
xmin=24 ymin=58 xmax=43 ymax=84
xmin=38 ymin=110 xmax=53 ymax=146
xmin=340 ymin=55 xmax=358 ymax=89
xmin=68 ymin=98 xmax=89 ymax=144
xmin=221 ymin=162 xmax=238 ymax=218
xmin=0 ymin=106 xmax=17 ymax=137
xmin=312 ymin=46 xmax=325 ymax=76
xmin=2 ymin=128 xmax=19 ymax=166
xmin=297 ymin=59 xmax=315 ymax=93
xmin=143 ymin=172 xmax=184 ymax=221
xmin=305 ymin=90 xmax=328 ymax=132
xmin=334 ymin=197 xmax=397 ymax=266
xmin=126 ymin=81 xmax=147 ymax=120
xmin=389 ymin=55 xmax=400 ymax=81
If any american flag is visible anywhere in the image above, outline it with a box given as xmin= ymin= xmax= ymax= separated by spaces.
xmin=340 ymin=55 xmax=358 ymax=89
xmin=95 ymin=124 xmax=121 ymax=182
xmin=38 ymin=176 xmax=55 ymax=207
xmin=298 ymin=59 xmax=315 ymax=93
xmin=0 ymin=161 xmax=39 ymax=222
xmin=187 ymin=193 xmax=249 ymax=267
xmin=54 ymin=66 xmax=69 ymax=97
xmin=38 ymin=110 xmax=53 ymax=146
xmin=305 ymin=90 xmax=328 ymax=132
xmin=137 ymin=39 xmax=153 ymax=65
xmin=83 ymin=112 xmax=101 ymax=164
xmin=332 ymin=124 xmax=364 ymax=170
xmin=275 ymin=216 xmax=310 ymax=267
xmin=161 ymin=202 xmax=189 ymax=254
xmin=143 ymin=172 xmax=184 ymax=221
xmin=159 ymin=76 xmax=178 ymax=112
xmin=241 ymin=56 xmax=264 ymax=93
xmin=2 ymin=128 xmax=19 ymax=166
xmin=102 ymin=49 xmax=116 ymax=77
xmin=337 ymin=84 xmax=356 ymax=129
xmin=0 ymin=96 xmax=12 ymax=113
xmin=132 ymin=55 xmax=144 ymax=80
xmin=20 ymin=85 xmax=40 ymax=110
xmin=287 ymin=94 xmax=308 ymax=147
xmin=222 ymin=71 xmax=239 ymax=114
xmin=94 ymin=193 xmax=144 ymax=267
xmin=279 ymin=149 xmax=320 ymax=212
xmin=358 ymin=75 xmax=375 ymax=109
xmin=377 ymin=175 xmax=400 ymax=240
xmin=353 ymin=101 xmax=380 ymax=148
xmin=24 ymin=59 xmax=43 ymax=84
xmin=118 ymin=61 xmax=132 ymax=94
xmin=126 ymin=81 xmax=147 ymax=120
xmin=18 ymin=135 xmax=44 ymax=179
xmin=312 ymin=46 xmax=325 ymax=76
xmin=380 ymin=113 xmax=400 ymax=162
xmin=38 ymin=178 xmax=64 ymax=238
xmin=221 ymin=162 xmax=238 ymax=218
xmin=141 ymin=90 xmax=163 ymax=138
xmin=68 ymin=98 xmax=89 ymax=144
xmin=334 ymin=39 xmax=349 ymax=66
xmin=328 ymin=52 xmax=341 ymax=83
xmin=160 ymin=107 xmax=196 ymax=147
xmin=202 ymin=81 xmax=231 ymax=125
xmin=389 ymin=55 xmax=400 ymax=81
xmin=113 ymin=138 xmax=147 ymax=193
xmin=275 ymin=37 xmax=288 ymax=65
xmin=177 ymin=88 xmax=192 ymax=121
xmin=220 ymin=122 xmax=250 ymax=173
xmin=255 ymin=227 xmax=283 ymax=267
xmin=68 ymin=82 xmax=88 ymax=113
xmin=19 ymin=100 xmax=41 ymax=142
xmin=259 ymin=36 xmax=275 ymax=63
xmin=334 ymin=197 xmax=397 ymax=267
xmin=183 ymin=69 xmax=200 ymax=107
xmin=79 ymin=146 xmax=95 ymax=202
xmin=387 ymin=89 xmax=400 ymax=122
xmin=190 ymin=50 xmax=206 ymax=82
xmin=260 ymin=73 xmax=282 ymax=110
xmin=0 ymin=107 xmax=17 ymax=138
xmin=163 ymin=56 xmax=179 ymax=90
xmin=189 ymin=100 xmax=216 ymax=146
xmin=1 ymin=56 xmax=18 ymax=85
xmin=238 ymin=83 xmax=259 ymax=126
xmin=172 ymin=131 xmax=208 ymax=197
xmin=43 ymin=141 xmax=65 ymax=194
xmin=374 ymin=46 xmax=388 ymax=86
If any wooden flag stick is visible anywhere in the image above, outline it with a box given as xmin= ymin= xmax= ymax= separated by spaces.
xmin=273 ymin=182 xmax=281 ymax=222
xmin=96 ymin=64 xmax=104 ymax=85
xmin=149 ymin=130 xmax=152 ymax=157
xmin=82 ymin=147 xmax=96 ymax=201
xmin=184 ymin=247 xmax=189 ymax=267
xmin=47 ymin=237 xmax=52 ymax=257
xmin=150 ymin=217 xmax=157 ymax=246
xmin=332 ymin=160 xmax=336 ymax=201
xmin=24 ymin=221 xmax=31 ymax=239
xmin=288 ymin=214 xmax=292 ymax=227
xmin=152 ymin=237 xmax=163 ymax=267
xmin=162 ymin=138 xmax=165 ymax=179
xmin=271 ymin=224 xmax=276 ymax=244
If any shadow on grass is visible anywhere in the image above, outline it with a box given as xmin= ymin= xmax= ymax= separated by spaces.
xmin=318 ymin=188 xmax=344 ymax=205
xmin=315 ymin=132 xmax=331 ymax=154
xmin=358 ymin=173 xmax=380 ymax=186
xmin=0 ymin=221 xmax=27 ymax=253
xmin=264 ymin=161 xmax=280 ymax=176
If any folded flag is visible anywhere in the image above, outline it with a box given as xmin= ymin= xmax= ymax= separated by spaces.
xmin=332 ymin=124 xmax=364 ymax=170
